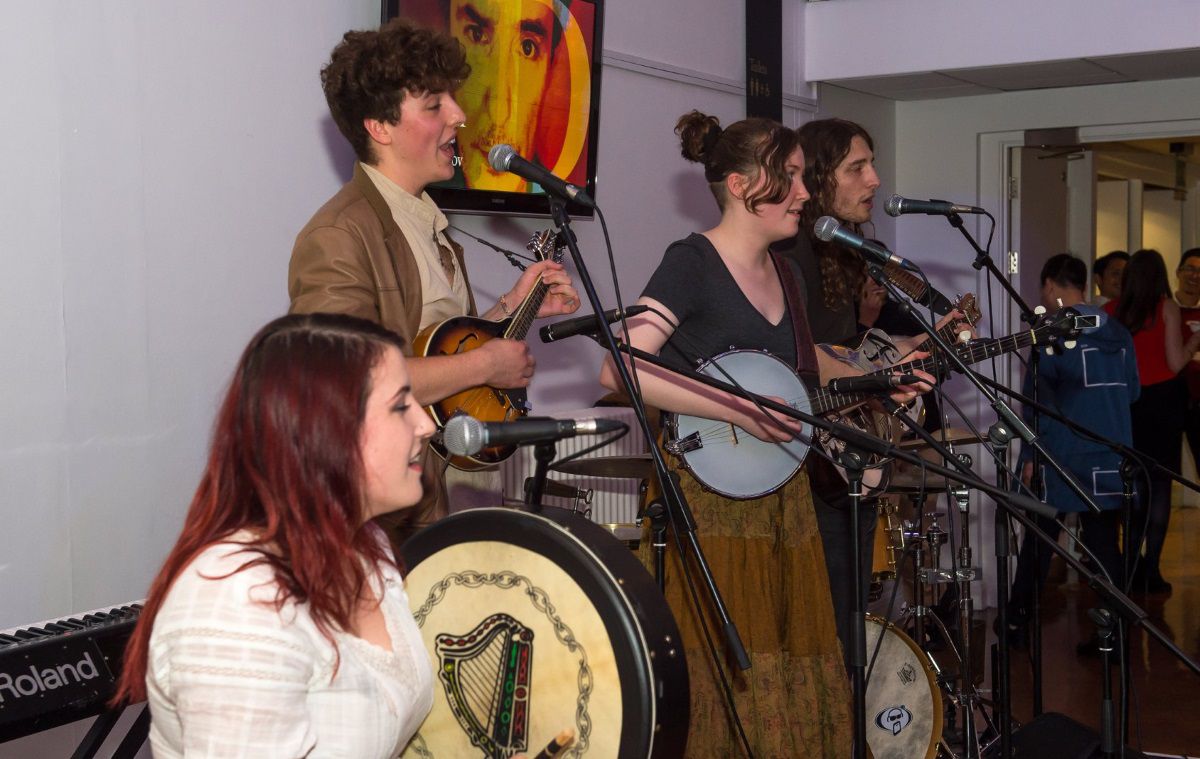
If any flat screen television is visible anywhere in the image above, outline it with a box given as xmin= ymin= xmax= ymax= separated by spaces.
xmin=382 ymin=0 xmax=604 ymax=217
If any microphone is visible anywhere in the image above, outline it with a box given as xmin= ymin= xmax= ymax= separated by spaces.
xmin=540 ymin=305 xmax=651 ymax=343
xmin=885 ymin=194 xmax=984 ymax=217
xmin=443 ymin=415 xmax=626 ymax=456
xmin=827 ymin=373 xmax=923 ymax=394
xmin=488 ymin=144 xmax=595 ymax=208
xmin=814 ymin=216 xmax=919 ymax=272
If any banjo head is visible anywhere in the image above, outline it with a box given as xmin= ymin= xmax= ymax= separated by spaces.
xmin=400 ymin=508 xmax=688 ymax=758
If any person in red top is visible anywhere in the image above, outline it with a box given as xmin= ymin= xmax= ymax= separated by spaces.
xmin=1175 ymin=248 xmax=1200 ymax=475
xmin=1104 ymin=249 xmax=1200 ymax=592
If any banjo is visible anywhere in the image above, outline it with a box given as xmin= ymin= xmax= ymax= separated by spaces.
xmin=663 ymin=307 xmax=1087 ymax=499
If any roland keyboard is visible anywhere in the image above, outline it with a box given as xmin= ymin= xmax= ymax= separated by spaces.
xmin=0 ymin=602 xmax=142 ymax=743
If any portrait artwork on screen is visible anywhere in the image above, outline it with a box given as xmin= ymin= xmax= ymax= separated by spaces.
xmin=387 ymin=0 xmax=601 ymax=216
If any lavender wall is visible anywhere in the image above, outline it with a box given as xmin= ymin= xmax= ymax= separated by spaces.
xmin=0 ymin=2 xmax=811 ymax=752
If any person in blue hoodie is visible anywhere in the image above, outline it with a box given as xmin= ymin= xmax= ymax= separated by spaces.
xmin=1002 ymin=253 xmax=1140 ymax=650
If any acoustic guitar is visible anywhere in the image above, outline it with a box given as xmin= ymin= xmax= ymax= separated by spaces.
xmin=413 ymin=229 xmax=566 ymax=471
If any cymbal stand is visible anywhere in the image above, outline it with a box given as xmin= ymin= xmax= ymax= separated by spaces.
xmin=931 ymin=473 xmax=996 ymax=758
xmin=988 ymin=422 xmax=1015 ymax=758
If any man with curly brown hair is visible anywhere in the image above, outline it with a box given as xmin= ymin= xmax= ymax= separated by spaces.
xmin=289 ymin=18 xmax=579 ymax=533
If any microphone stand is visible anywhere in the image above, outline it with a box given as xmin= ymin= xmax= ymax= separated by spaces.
xmin=543 ymin=197 xmax=752 ymax=676
xmin=859 ymin=258 xmax=1143 ymax=757
xmin=947 ymin=210 xmax=1035 ymax=327
xmin=522 ymin=440 xmax=558 ymax=510
xmin=842 ymin=448 xmax=870 ymax=759
xmin=970 ymin=373 xmax=1200 ymax=753
xmin=594 ymin=335 xmax=1063 ymax=759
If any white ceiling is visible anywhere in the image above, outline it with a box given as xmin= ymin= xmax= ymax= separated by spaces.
xmin=823 ymin=47 xmax=1200 ymax=101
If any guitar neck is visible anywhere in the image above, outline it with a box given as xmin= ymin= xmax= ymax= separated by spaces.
xmin=882 ymin=261 xmax=928 ymax=301
xmin=502 ymin=277 xmax=549 ymax=340
xmin=812 ymin=324 xmax=1045 ymax=414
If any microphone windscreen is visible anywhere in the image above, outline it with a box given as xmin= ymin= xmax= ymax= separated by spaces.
xmin=443 ymin=415 xmax=484 ymax=456
xmin=884 ymin=194 xmax=904 ymax=217
xmin=487 ymin=144 xmax=515 ymax=172
xmin=814 ymin=216 xmax=840 ymax=242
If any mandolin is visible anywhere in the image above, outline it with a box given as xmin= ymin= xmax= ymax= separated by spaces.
xmin=413 ymin=229 xmax=566 ymax=471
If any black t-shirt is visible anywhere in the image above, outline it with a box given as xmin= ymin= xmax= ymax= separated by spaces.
xmin=642 ymin=233 xmax=801 ymax=373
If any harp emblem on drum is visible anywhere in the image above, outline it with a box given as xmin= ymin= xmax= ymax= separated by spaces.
xmin=435 ymin=613 xmax=534 ymax=757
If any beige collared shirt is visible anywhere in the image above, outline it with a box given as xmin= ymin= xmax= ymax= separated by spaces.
xmin=360 ymin=163 xmax=470 ymax=330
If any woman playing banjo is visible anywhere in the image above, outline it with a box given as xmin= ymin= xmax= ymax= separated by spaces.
xmin=599 ymin=111 xmax=932 ymax=756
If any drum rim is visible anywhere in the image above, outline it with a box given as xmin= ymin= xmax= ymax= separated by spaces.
xmin=401 ymin=507 xmax=687 ymax=758
xmin=864 ymin=613 xmax=944 ymax=759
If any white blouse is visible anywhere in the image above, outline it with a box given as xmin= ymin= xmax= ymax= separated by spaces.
xmin=146 ymin=534 xmax=433 ymax=758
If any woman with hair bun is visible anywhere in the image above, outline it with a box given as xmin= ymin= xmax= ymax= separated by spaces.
xmin=600 ymin=111 xmax=931 ymax=756
xmin=112 ymin=313 xmax=438 ymax=757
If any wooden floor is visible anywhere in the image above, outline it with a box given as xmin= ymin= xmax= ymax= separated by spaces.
xmin=999 ymin=506 xmax=1200 ymax=756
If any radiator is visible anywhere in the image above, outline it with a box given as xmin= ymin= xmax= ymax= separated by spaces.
xmin=499 ymin=406 xmax=649 ymax=526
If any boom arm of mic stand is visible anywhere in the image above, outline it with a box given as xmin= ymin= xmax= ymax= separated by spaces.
xmin=945 ymin=210 xmax=1037 ymax=326
xmin=975 ymin=373 xmax=1200 ymax=496
xmin=544 ymin=199 xmax=752 ymax=670
xmin=880 ymin=400 xmax=1200 ymax=681
xmin=866 ymin=261 xmax=1106 ymax=516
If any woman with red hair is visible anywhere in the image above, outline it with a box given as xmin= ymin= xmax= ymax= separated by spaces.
xmin=113 ymin=312 xmax=436 ymax=757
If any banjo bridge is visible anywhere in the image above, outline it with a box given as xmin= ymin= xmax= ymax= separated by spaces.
xmin=664 ymin=431 xmax=702 ymax=455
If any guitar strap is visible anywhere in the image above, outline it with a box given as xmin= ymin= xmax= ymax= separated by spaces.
xmin=771 ymin=251 xmax=849 ymax=501
xmin=770 ymin=250 xmax=818 ymax=376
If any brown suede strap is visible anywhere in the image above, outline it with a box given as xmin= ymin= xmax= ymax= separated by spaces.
xmin=771 ymin=250 xmax=818 ymax=375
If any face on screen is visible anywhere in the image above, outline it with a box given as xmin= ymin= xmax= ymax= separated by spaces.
xmin=450 ymin=0 xmax=557 ymax=191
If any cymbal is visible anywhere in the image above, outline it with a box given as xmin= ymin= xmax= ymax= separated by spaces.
xmin=897 ymin=427 xmax=986 ymax=450
xmin=550 ymin=454 xmax=654 ymax=479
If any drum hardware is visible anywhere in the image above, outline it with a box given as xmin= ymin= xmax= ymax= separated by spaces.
xmin=525 ymin=476 xmax=593 ymax=517
xmin=896 ymin=428 xmax=986 ymax=450
xmin=549 ymin=454 xmax=654 ymax=479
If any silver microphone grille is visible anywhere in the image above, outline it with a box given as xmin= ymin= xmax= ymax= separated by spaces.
xmin=884 ymin=194 xmax=904 ymax=217
xmin=442 ymin=415 xmax=485 ymax=456
xmin=487 ymin=144 xmax=516 ymax=172
xmin=814 ymin=215 xmax=841 ymax=242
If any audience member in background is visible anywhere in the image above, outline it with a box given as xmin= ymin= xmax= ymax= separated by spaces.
xmin=1105 ymin=249 xmax=1200 ymax=593
xmin=1002 ymin=255 xmax=1137 ymax=651
xmin=1176 ymin=248 xmax=1200 ymax=483
xmin=1092 ymin=249 xmax=1128 ymax=304
xmin=113 ymin=314 xmax=437 ymax=757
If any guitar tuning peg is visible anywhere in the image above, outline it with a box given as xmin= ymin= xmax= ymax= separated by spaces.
xmin=1056 ymin=297 xmax=1064 ymax=308
xmin=957 ymin=329 xmax=971 ymax=344
xmin=1045 ymin=346 xmax=1057 ymax=355
xmin=1033 ymin=305 xmax=1047 ymax=315
xmin=1064 ymin=340 xmax=1077 ymax=350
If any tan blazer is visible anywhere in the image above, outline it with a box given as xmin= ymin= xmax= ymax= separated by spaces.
xmin=288 ymin=164 xmax=478 ymax=544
